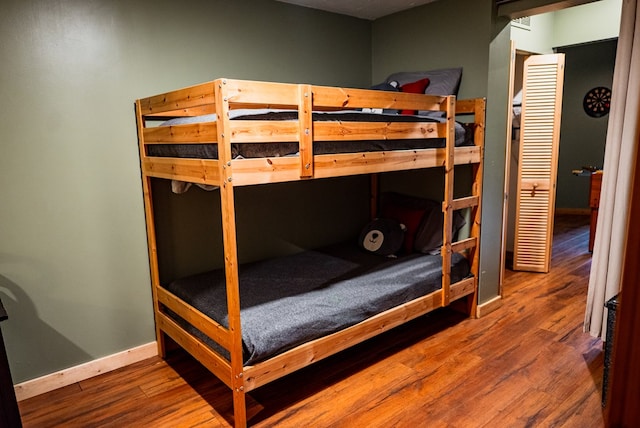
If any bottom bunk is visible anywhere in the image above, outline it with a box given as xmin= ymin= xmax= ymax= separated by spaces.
xmin=154 ymin=237 xmax=477 ymax=426
xmin=149 ymin=183 xmax=481 ymax=427
xmin=161 ymin=242 xmax=471 ymax=367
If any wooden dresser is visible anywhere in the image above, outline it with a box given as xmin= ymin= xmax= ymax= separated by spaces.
xmin=589 ymin=171 xmax=603 ymax=252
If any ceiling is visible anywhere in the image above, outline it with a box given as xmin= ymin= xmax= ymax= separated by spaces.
xmin=275 ymin=0 xmax=439 ymax=20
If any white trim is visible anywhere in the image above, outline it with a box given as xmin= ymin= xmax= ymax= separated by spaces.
xmin=14 ymin=342 xmax=157 ymax=401
xmin=476 ymin=296 xmax=503 ymax=318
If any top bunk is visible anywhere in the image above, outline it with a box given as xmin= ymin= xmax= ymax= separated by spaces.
xmin=135 ymin=77 xmax=485 ymax=187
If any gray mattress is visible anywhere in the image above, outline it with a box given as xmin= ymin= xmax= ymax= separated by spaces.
xmin=163 ymin=243 xmax=470 ymax=365
xmin=148 ymin=110 xmax=474 ymax=159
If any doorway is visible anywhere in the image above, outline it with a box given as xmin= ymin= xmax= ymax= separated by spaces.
xmin=499 ymin=7 xmax=619 ymax=289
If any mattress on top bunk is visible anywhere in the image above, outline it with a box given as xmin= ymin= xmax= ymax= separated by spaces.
xmin=163 ymin=242 xmax=470 ymax=365
xmin=147 ymin=109 xmax=474 ymax=160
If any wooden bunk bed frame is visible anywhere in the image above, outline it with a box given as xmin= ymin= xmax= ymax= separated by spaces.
xmin=135 ymin=78 xmax=485 ymax=427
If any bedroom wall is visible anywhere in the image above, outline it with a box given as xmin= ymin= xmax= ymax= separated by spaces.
xmin=0 ymin=0 xmax=371 ymax=383
xmin=371 ymin=0 xmax=491 ymax=99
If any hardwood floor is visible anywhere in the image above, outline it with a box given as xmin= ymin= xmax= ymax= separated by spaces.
xmin=18 ymin=215 xmax=605 ymax=427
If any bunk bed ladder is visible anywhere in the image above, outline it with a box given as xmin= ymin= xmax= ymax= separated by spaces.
xmin=444 ymin=97 xmax=485 ymax=313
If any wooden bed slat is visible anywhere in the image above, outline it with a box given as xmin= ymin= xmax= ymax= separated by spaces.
xmin=142 ymin=157 xmax=221 ymax=185
xmin=148 ymin=120 xmax=447 ymax=144
xmin=228 ymin=147 xmax=480 ymax=186
xmin=314 ymin=121 xmax=445 ymax=141
xmin=449 ymin=277 xmax=476 ymax=301
xmin=313 ymin=149 xmax=448 ymax=177
xmin=312 ymin=84 xmax=446 ymax=111
xmin=223 ymin=79 xmax=299 ymax=108
xmin=455 ymin=99 xmax=478 ymax=114
xmin=156 ymin=287 xmax=231 ymax=351
xmin=145 ymin=105 xmax=217 ymax=119
xmin=142 ymin=146 xmax=482 ymax=187
xmin=243 ymin=288 xmax=444 ymax=391
xmin=156 ymin=312 xmax=233 ymax=388
xmin=143 ymin=122 xmax=218 ymax=143
xmin=311 ymin=145 xmax=480 ymax=176
xmin=227 ymin=156 xmax=302 ymax=185
xmin=139 ymin=82 xmax=217 ymax=116
xmin=230 ymin=120 xmax=299 ymax=142
xmin=142 ymin=120 xmax=447 ymax=145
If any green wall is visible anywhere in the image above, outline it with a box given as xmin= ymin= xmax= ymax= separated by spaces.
xmin=483 ymin=17 xmax=513 ymax=302
xmin=152 ymin=176 xmax=371 ymax=284
xmin=372 ymin=0 xmax=491 ymax=99
xmin=0 ymin=0 xmax=371 ymax=383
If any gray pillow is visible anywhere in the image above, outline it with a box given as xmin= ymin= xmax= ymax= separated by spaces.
xmin=385 ymin=68 xmax=463 ymax=96
xmin=385 ymin=68 xmax=463 ymax=117
xmin=414 ymin=207 xmax=466 ymax=255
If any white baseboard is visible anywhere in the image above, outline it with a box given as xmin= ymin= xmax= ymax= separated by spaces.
xmin=14 ymin=342 xmax=157 ymax=401
xmin=476 ymin=295 xmax=503 ymax=318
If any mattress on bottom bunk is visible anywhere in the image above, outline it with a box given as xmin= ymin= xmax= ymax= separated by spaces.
xmin=163 ymin=243 xmax=470 ymax=365
xmin=148 ymin=110 xmax=474 ymax=160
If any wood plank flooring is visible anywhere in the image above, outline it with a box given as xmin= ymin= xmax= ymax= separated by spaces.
xmin=18 ymin=214 xmax=605 ymax=427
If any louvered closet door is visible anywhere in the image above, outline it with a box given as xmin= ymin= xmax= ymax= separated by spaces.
xmin=513 ymin=54 xmax=565 ymax=273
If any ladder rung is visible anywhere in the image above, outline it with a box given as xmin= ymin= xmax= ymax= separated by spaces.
xmin=452 ymin=237 xmax=477 ymax=253
xmin=449 ymin=276 xmax=476 ymax=301
xmin=450 ymin=195 xmax=479 ymax=210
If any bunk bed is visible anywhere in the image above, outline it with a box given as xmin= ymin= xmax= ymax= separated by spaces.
xmin=135 ymin=77 xmax=485 ymax=427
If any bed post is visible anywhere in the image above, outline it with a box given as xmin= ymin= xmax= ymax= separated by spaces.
xmin=214 ymin=79 xmax=247 ymax=427
xmin=135 ymin=100 xmax=167 ymax=358
xmin=441 ymin=95 xmax=456 ymax=307
xmin=468 ymin=97 xmax=486 ymax=317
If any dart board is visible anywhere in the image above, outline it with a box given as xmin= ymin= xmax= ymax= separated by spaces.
xmin=583 ymin=86 xmax=611 ymax=118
